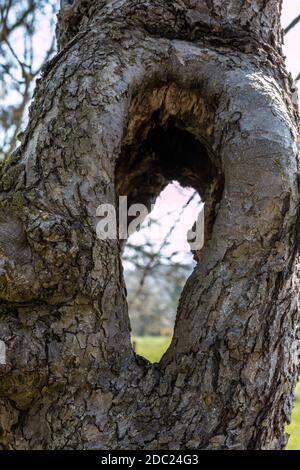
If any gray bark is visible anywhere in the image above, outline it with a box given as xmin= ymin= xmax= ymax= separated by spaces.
xmin=0 ymin=0 xmax=299 ymax=449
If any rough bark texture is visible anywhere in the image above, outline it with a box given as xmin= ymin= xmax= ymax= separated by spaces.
xmin=0 ymin=0 xmax=299 ymax=449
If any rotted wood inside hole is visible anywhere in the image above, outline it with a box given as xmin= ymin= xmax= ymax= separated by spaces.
xmin=115 ymin=84 xmax=224 ymax=259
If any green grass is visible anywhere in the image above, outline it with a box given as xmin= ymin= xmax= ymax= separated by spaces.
xmin=132 ymin=335 xmax=172 ymax=363
xmin=132 ymin=335 xmax=300 ymax=449
xmin=286 ymin=381 xmax=300 ymax=450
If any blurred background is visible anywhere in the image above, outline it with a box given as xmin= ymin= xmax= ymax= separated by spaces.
xmin=0 ymin=0 xmax=299 ymax=449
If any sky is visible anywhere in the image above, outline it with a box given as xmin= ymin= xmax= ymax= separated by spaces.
xmin=282 ymin=0 xmax=300 ymax=79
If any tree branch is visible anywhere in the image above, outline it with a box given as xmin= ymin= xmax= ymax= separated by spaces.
xmin=284 ymin=14 xmax=300 ymax=35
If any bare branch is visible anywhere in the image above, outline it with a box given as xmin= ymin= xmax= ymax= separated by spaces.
xmin=284 ymin=14 xmax=300 ymax=35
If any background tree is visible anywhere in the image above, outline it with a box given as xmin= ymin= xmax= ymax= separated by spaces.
xmin=123 ymin=187 xmax=200 ymax=336
xmin=0 ymin=0 xmax=299 ymax=450
xmin=0 ymin=0 xmax=57 ymax=159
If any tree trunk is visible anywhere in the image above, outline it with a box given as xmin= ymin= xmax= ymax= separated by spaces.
xmin=0 ymin=0 xmax=299 ymax=450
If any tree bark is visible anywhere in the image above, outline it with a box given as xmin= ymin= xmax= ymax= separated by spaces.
xmin=0 ymin=0 xmax=299 ymax=449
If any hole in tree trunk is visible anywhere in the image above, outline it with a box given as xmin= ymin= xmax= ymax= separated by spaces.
xmin=116 ymin=103 xmax=224 ymax=362
xmin=122 ymin=182 xmax=202 ymax=362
